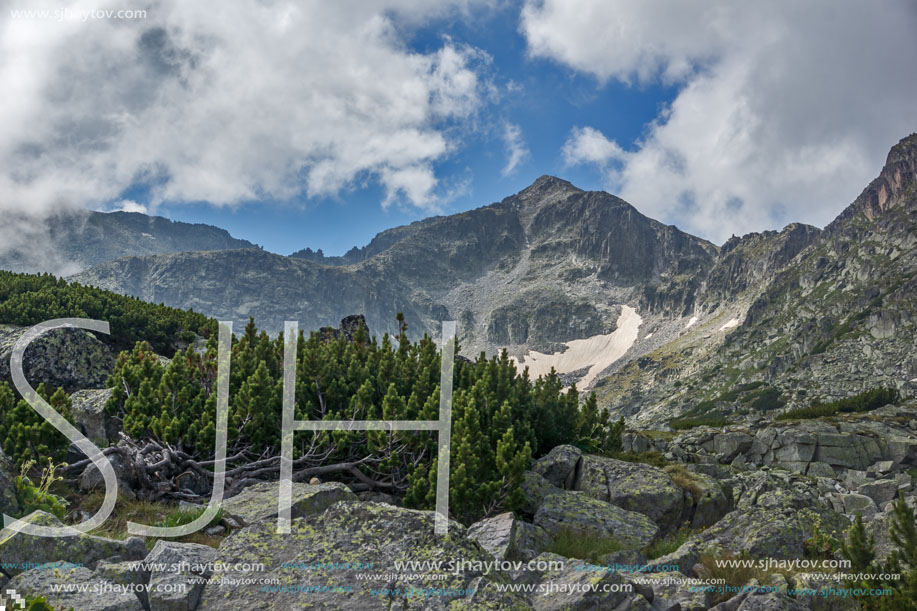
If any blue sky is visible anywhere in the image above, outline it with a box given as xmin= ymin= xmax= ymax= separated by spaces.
xmin=4 ymin=1 xmax=917 ymax=257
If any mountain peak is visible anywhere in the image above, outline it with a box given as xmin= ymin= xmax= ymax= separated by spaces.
xmin=522 ymin=175 xmax=581 ymax=195
xmin=855 ymin=133 xmax=917 ymax=220
xmin=511 ymin=175 xmax=583 ymax=214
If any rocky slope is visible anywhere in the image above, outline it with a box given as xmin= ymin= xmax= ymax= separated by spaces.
xmin=597 ymin=134 xmax=917 ymax=423
xmin=0 ymin=209 xmax=255 ymax=275
xmin=5 ymin=399 xmax=916 ymax=610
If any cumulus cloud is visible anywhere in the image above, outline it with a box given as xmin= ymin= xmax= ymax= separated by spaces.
xmin=523 ymin=0 xmax=917 ymax=242
xmin=501 ymin=122 xmax=529 ymax=176
xmin=0 ymin=0 xmax=493 ymax=221
xmin=562 ymin=126 xmax=624 ymax=166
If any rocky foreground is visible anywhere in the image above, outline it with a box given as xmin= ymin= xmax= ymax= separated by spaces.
xmin=2 ymin=403 xmax=915 ymax=610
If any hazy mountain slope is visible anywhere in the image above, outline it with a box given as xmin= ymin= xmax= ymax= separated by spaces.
xmin=69 ymin=248 xmax=428 ymax=338
xmin=0 ymin=209 xmax=255 ymax=275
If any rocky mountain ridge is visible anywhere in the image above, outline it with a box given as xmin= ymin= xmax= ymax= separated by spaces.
xmin=0 ymin=209 xmax=256 ymax=275
xmin=57 ymin=133 xmax=917 ymax=424
xmin=598 ymin=134 xmax=917 ymax=423
xmin=72 ymin=175 xmax=718 ymax=357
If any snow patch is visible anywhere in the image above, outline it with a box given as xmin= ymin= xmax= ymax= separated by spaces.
xmin=141 ymin=232 xmax=155 ymax=239
xmin=719 ymin=318 xmax=739 ymax=331
xmin=511 ymin=305 xmax=642 ymax=389
xmin=684 ymin=316 xmax=698 ymax=329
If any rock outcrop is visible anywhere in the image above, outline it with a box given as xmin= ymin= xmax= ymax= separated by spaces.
xmin=0 ymin=324 xmax=115 ymax=393
xmin=220 ymin=480 xmax=357 ymax=527
xmin=197 ymin=501 xmax=527 ymax=610
xmin=622 ymin=407 xmax=917 ymax=522
xmin=0 ymin=511 xmax=147 ymax=576
xmin=71 ymin=388 xmax=117 ymax=447
xmin=10 ymin=566 xmax=143 ymax=610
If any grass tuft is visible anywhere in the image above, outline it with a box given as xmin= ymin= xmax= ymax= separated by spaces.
xmin=545 ymin=527 xmax=623 ymax=564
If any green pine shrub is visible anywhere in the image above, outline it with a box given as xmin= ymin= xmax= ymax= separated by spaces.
xmin=105 ymin=316 xmax=619 ymax=525
xmin=0 ymin=382 xmax=74 ymax=469
xmin=0 ymin=270 xmax=215 ymax=354
xmin=776 ymin=388 xmax=899 ymax=421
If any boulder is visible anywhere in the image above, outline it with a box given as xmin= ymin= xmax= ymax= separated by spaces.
xmin=887 ymin=437 xmax=917 ymax=464
xmin=793 ymin=572 xmax=860 ymax=610
xmin=221 ymin=481 xmax=356 ymax=526
xmin=682 ymin=469 xmax=732 ymax=529
xmin=859 ymin=479 xmax=898 ymax=506
xmin=70 ymin=388 xmax=116 ymax=447
xmin=196 ymin=501 xmax=526 ymax=610
xmin=467 ymin=512 xmax=519 ymax=561
xmin=527 ymin=552 xmax=648 ymax=610
xmin=534 ymin=492 xmax=658 ymax=549
xmin=733 ymin=470 xmax=821 ymax=512
xmin=146 ymin=541 xmax=218 ymax=611
xmin=648 ymin=494 xmax=847 ymax=578
xmin=868 ymin=460 xmax=895 ymax=475
xmin=520 ymin=470 xmax=561 ymax=515
xmin=0 ymin=325 xmax=116 ymax=393
xmin=806 ymin=462 xmax=836 ymax=478
xmin=813 ymin=433 xmax=871 ymax=470
xmin=713 ymin=432 xmax=753 ymax=462
xmin=79 ymin=452 xmax=135 ymax=496
xmin=771 ymin=430 xmax=817 ymax=464
xmin=515 ymin=521 xmax=552 ymax=562
xmin=622 ymin=433 xmax=653 ymax=454
xmin=846 ymin=469 xmax=869 ymax=488
xmin=532 ymin=445 xmax=582 ymax=489
xmin=633 ymin=571 xmax=713 ymax=611
xmin=575 ymin=455 xmax=685 ymax=533
xmin=96 ymin=559 xmax=151 ymax=610
xmin=710 ymin=590 xmax=808 ymax=610
xmin=842 ymin=493 xmax=879 ymax=518
xmin=0 ymin=511 xmax=146 ymax=575
xmin=9 ymin=565 xmax=143 ymax=610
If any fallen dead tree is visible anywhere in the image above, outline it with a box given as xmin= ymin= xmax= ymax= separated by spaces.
xmin=61 ymin=430 xmax=428 ymax=502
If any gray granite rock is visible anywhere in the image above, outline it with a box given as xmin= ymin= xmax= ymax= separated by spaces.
xmin=197 ymin=501 xmax=526 ymax=610
xmin=146 ymin=541 xmax=218 ymax=611
xmin=576 ymin=455 xmax=685 ymax=534
xmin=221 ymin=481 xmax=356 ymax=526
xmin=531 ymin=445 xmax=582 ymax=490
xmin=9 ymin=565 xmax=143 ymax=610
xmin=0 ymin=511 xmax=146 ymax=576
xmin=534 ymin=492 xmax=658 ymax=549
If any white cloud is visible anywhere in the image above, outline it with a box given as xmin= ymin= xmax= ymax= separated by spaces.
xmin=562 ymin=126 xmax=624 ymax=166
xmin=0 ymin=0 xmax=493 ymax=219
xmin=522 ymin=0 xmax=917 ymax=242
xmin=112 ymin=199 xmax=149 ymax=214
xmin=501 ymin=122 xmax=529 ymax=176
